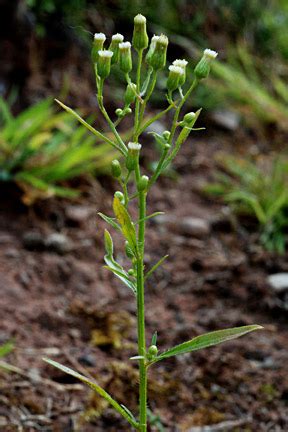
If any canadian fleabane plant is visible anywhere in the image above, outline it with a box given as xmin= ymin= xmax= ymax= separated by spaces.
xmin=44 ymin=14 xmax=262 ymax=431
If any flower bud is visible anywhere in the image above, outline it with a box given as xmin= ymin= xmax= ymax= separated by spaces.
xmin=119 ymin=42 xmax=132 ymax=74
xmin=137 ymin=175 xmax=149 ymax=192
xmin=172 ymin=59 xmax=188 ymax=86
xmin=92 ymin=33 xmax=106 ymax=63
xmin=147 ymin=344 xmax=158 ymax=360
xmin=166 ymin=65 xmax=184 ymax=92
xmin=111 ymin=160 xmax=122 ymax=178
xmin=128 ymin=268 xmax=135 ymax=276
xmin=146 ymin=34 xmax=168 ymax=70
xmin=132 ymin=14 xmax=149 ymax=51
xmin=194 ymin=48 xmax=218 ymax=80
xmin=114 ymin=191 xmax=125 ymax=204
xmin=162 ymin=131 xmax=170 ymax=141
xmin=115 ymin=108 xmax=123 ymax=117
xmin=125 ymin=241 xmax=135 ymax=260
xmin=97 ymin=50 xmax=113 ymax=79
xmin=108 ymin=33 xmax=124 ymax=64
xmin=124 ymin=82 xmax=137 ymax=106
xmin=183 ymin=111 xmax=196 ymax=126
xmin=126 ymin=142 xmax=141 ymax=171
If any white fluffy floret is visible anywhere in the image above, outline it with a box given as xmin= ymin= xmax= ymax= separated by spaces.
xmin=168 ymin=65 xmax=184 ymax=75
xmin=112 ymin=33 xmax=124 ymax=42
xmin=134 ymin=14 xmax=146 ymax=23
xmin=98 ymin=50 xmax=113 ymax=58
xmin=119 ymin=41 xmax=131 ymax=50
xmin=204 ymin=49 xmax=218 ymax=59
xmin=128 ymin=142 xmax=142 ymax=151
xmin=94 ymin=33 xmax=106 ymax=41
xmin=173 ymin=59 xmax=188 ymax=68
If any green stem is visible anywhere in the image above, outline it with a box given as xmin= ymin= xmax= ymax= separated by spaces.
xmin=138 ymin=71 xmax=157 ymax=132
xmin=134 ymin=49 xmax=144 ymax=141
xmin=135 ymin=164 xmax=147 ymax=432
xmin=97 ymin=80 xmax=128 ymax=155
xmin=137 ymin=103 xmax=174 ymax=136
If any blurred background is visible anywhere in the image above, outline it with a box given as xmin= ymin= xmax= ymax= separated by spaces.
xmin=0 ymin=1 xmax=288 ymax=431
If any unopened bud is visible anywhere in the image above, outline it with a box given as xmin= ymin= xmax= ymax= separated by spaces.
xmin=109 ymin=33 xmax=124 ymax=64
xmin=132 ymin=14 xmax=149 ymax=51
xmin=111 ymin=160 xmax=122 ymax=178
xmin=126 ymin=142 xmax=141 ymax=171
xmin=146 ymin=34 xmax=168 ymax=70
xmin=124 ymin=82 xmax=137 ymax=106
xmin=138 ymin=175 xmax=149 ymax=192
xmin=114 ymin=191 xmax=125 ymax=204
xmin=115 ymin=108 xmax=123 ymax=117
xmin=147 ymin=344 xmax=158 ymax=360
xmin=92 ymin=33 xmax=106 ymax=63
xmin=166 ymin=65 xmax=184 ymax=92
xmin=194 ymin=48 xmax=218 ymax=80
xmin=162 ymin=131 xmax=170 ymax=141
xmin=97 ymin=50 xmax=113 ymax=79
xmin=183 ymin=112 xmax=196 ymax=125
xmin=173 ymin=59 xmax=188 ymax=86
xmin=119 ymin=42 xmax=132 ymax=74
xmin=128 ymin=268 xmax=135 ymax=276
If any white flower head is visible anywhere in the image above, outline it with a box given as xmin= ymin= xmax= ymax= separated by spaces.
xmin=128 ymin=142 xmax=142 ymax=151
xmin=173 ymin=59 xmax=188 ymax=68
xmin=98 ymin=50 xmax=113 ymax=58
xmin=169 ymin=65 xmax=184 ymax=75
xmin=157 ymin=34 xmax=168 ymax=46
xmin=134 ymin=14 xmax=146 ymax=23
xmin=94 ymin=33 xmax=106 ymax=41
xmin=112 ymin=33 xmax=124 ymax=42
xmin=119 ymin=41 xmax=131 ymax=50
xmin=204 ymin=49 xmax=218 ymax=59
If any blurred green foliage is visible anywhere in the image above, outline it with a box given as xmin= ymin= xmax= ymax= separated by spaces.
xmin=205 ymin=155 xmax=288 ymax=253
xmin=0 ymin=98 xmax=116 ymax=204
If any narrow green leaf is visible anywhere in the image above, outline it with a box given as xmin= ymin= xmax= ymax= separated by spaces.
xmin=43 ymin=358 xmax=139 ymax=429
xmin=150 ymin=325 xmax=263 ymax=364
xmin=145 ymin=255 xmax=169 ymax=280
xmin=104 ymin=265 xmax=137 ymax=295
xmin=113 ymin=196 xmax=138 ymax=255
xmin=136 ymin=211 xmax=165 ymax=225
xmin=98 ymin=213 xmax=121 ymax=231
xmin=151 ymin=332 xmax=158 ymax=346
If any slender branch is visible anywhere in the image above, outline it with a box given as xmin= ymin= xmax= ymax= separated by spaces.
xmin=137 ymin=103 xmax=174 ymax=136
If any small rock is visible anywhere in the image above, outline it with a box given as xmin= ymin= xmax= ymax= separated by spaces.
xmin=65 ymin=205 xmax=93 ymax=225
xmin=23 ymin=232 xmax=46 ymax=251
xmin=267 ymin=273 xmax=288 ymax=292
xmin=211 ymin=109 xmax=241 ymax=131
xmin=45 ymin=233 xmax=73 ymax=254
xmin=4 ymin=248 xmax=20 ymax=258
xmin=179 ymin=217 xmax=210 ymax=238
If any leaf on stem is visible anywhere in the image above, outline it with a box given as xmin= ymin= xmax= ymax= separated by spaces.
xmin=104 ymin=230 xmax=137 ymax=295
xmin=43 ymin=358 xmax=139 ymax=429
xmin=149 ymin=325 xmax=263 ymax=365
xmin=113 ymin=195 xmax=138 ymax=255
xmin=144 ymin=255 xmax=169 ymax=280
xmin=98 ymin=212 xmax=121 ymax=231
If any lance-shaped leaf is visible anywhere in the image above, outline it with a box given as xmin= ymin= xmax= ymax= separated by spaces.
xmin=98 ymin=212 xmax=121 ymax=231
xmin=43 ymin=358 xmax=139 ymax=429
xmin=145 ymin=255 xmax=169 ymax=280
xmin=149 ymin=325 xmax=263 ymax=365
xmin=113 ymin=195 xmax=138 ymax=256
xmin=104 ymin=230 xmax=136 ymax=295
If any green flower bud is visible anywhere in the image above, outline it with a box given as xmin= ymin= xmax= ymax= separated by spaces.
xmin=126 ymin=142 xmax=141 ymax=172
xmin=125 ymin=241 xmax=135 ymax=259
xmin=123 ymin=107 xmax=132 ymax=115
xmin=119 ymin=42 xmax=132 ymax=74
xmin=92 ymin=33 xmax=106 ymax=63
xmin=115 ymin=108 xmax=123 ymax=117
xmin=166 ymin=65 xmax=184 ymax=92
xmin=97 ymin=50 xmax=113 ymax=79
xmin=183 ymin=111 xmax=196 ymax=126
xmin=194 ymin=49 xmax=218 ymax=80
xmin=147 ymin=344 xmax=158 ymax=360
xmin=124 ymin=82 xmax=137 ymax=106
xmin=172 ymin=59 xmax=188 ymax=86
xmin=132 ymin=14 xmax=149 ymax=51
xmin=111 ymin=160 xmax=122 ymax=178
xmin=162 ymin=131 xmax=170 ymax=141
xmin=108 ymin=33 xmax=124 ymax=64
xmin=147 ymin=34 xmax=168 ymax=70
xmin=114 ymin=191 xmax=125 ymax=204
xmin=128 ymin=268 xmax=135 ymax=276
xmin=137 ymin=175 xmax=149 ymax=192
xmin=104 ymin=229 xmax=113 ymax=256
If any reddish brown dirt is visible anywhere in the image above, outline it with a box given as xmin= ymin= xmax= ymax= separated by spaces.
xmin=0 ymin=131 xmax=287 ymax=431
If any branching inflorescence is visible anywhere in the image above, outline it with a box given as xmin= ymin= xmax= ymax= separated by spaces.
xmin=44 ymin=14 xmax=262 ymax=431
